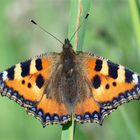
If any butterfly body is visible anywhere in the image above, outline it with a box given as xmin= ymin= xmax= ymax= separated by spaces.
xmin=0 ymin=38 xmax=140 ymax=127
xmin=44 ymin=39 xmax=92 ymax=112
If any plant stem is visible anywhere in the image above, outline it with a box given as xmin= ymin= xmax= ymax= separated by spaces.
xmin=68 ymin=0 xmax=91 ymax=51
xmin=129 ymin=0 xmax=140 ymax=57
xmin=61 ymin=116 xmax=75 ymax=140
xmin=61 ymin=0 xmax=91 ymax=140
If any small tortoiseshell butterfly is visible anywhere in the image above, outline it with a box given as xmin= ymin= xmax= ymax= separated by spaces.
xmin=0 ymin=20 xmax=140 ymax=128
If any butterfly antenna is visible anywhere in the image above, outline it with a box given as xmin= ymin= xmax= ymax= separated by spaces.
xmin=69 ymin=13 xmax=89 ymax=42
xmin=31 ymin=20 xmax=64 ymax=45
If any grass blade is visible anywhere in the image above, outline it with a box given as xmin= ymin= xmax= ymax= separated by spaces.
xmin=129 ymin=0 xmax=140 ymax=56
xmin=61 ymin=0 xmax=91 ymax=140
xmin=68 ymin=0 xmax=91 ymax=51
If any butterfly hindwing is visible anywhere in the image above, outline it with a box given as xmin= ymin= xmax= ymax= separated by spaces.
xmin=74 ymin=96 xmax=114 ymax=124
xmin=80 ymin=53 xmax=140 ymax=109
xmin=27 ymin=95 xmax=71 ymax=126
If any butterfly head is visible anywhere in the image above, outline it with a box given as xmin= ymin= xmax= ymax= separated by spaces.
xmin=62 ymin=38 xmax=75 ymax=60
xmin=61 ymin=38 xmax=76 ymax=74
xmin=63 ymin=38 xmax=73 ymax=50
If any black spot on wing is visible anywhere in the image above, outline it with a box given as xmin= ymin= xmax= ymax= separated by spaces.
xmin=21 ymin=60 xmax=31 ymax=77
xmin=35 ymin=58 xmax=43 ymax=71
xmin=27 ymin=83 xmax=32 ymax=88
xmin=36 ymin=74 xmax=44 ymax=89
xmin=0 ymin=73 xmax=3 ymax=80
xmin=138 ymin=76 xmax=140 ymax=83
xmin=105 ymin=84 xmax=110 ymax=89
xmin=22 ymin=80 xmax=25 ymax=84
xmin=92 ymin=75 xmax=101 ymax=89
xmin=107 ymin=61 xmax=119 ymax=79
xmin=95 ymin=59 xmax=102 ymax=72
xmin=125 ymin=68 xmax=133 ymax=83
xmin=112 ymin=82 xmax=117 ymax=86
xmin=7 ymin=66 xmax=15 ymax=80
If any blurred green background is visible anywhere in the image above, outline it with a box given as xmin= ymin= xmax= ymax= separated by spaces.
xmin=0 ymin=0 xmax=140 ymax=140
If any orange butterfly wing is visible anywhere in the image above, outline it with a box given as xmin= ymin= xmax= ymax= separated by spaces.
xmin=0 ymin=54 xmax=51 ymax=107
xmin=0 ymin=53 xmax=70 ymax=126
xmin=74 ymin=97 xmax=114 ymax=124
xmin=27 ymin=95 xmax=71 ymax=127
xmin=74 ymin=53 xmax=140 ymax=124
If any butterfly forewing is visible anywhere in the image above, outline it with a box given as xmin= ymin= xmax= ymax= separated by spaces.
xmin=78 ymin=53 xmax=140 ymax=110
xmin=0 ymin=54 xmax=52 ymax=106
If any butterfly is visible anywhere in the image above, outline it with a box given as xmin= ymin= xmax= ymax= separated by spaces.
xmin=0 ymin=37 xmax=140 ymax=127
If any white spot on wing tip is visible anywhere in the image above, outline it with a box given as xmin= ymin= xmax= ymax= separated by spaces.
xmin=119 ymin=65 xmax=124 ymax=69
xmin=2 ymin=71 xmax=8 ymax=80
xmin=133 ymin=74 xmax=138 ymax=84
